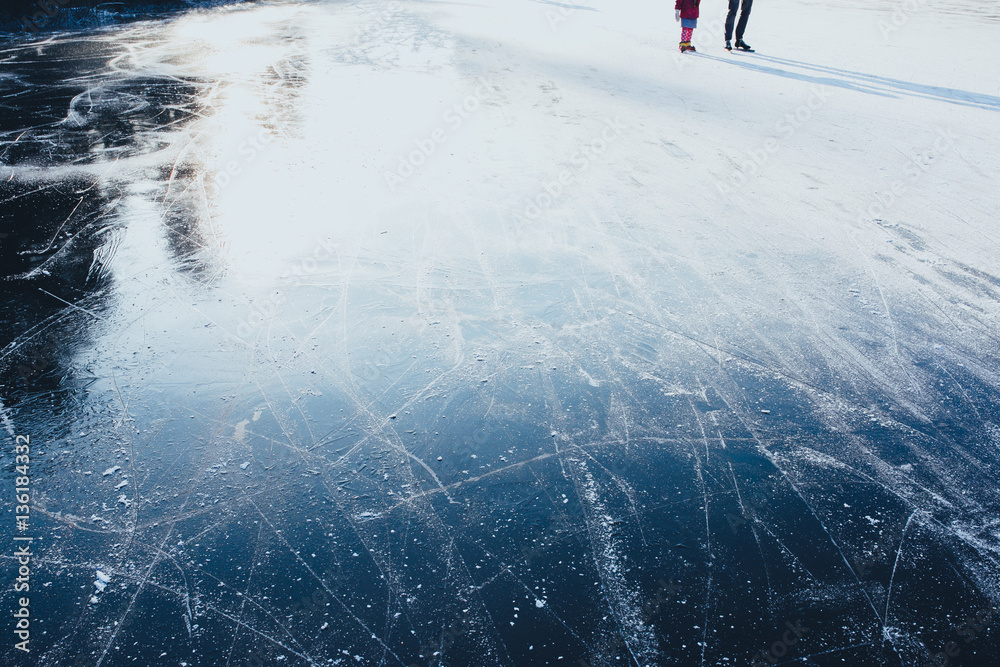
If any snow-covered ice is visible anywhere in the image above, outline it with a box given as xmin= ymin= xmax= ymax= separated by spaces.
xmin=1 ymin=0 xmax=999 ymax=665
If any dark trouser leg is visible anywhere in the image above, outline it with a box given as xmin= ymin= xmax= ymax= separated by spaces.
xmin=724 ymin=0 xmax=741 ymax=41
xmin=735 ymin=0 xmax=754 ymax=41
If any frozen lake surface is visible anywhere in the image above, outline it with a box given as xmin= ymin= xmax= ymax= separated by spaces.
xmin=2 ymin=0 xmax=999 ymax=665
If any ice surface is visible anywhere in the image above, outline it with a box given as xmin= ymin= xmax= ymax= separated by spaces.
xmin=1 ymin=0 xmax=999 ymax=665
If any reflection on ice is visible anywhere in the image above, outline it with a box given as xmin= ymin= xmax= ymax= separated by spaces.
xmin=2 ymin=0 xmax=1000 ymax=666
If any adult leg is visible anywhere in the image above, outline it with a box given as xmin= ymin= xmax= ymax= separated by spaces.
xmin=724 ymin=0 xmax=741 ymax=41
xmin=735 ymin=0 xmax=754 ymax=41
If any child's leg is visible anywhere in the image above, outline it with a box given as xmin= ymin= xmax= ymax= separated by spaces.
xmin=681 ymin=27 xmax=693 ymax=43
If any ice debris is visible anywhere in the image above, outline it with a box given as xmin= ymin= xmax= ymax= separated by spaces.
xmin=92 ymin=570 xmax=111 ymax=599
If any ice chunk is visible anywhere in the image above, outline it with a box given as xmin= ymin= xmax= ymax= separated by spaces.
xmin=94 ymin=571 xmax=110 ymax=593
xmin=102 ymin=466 xmax=121 ymax=476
